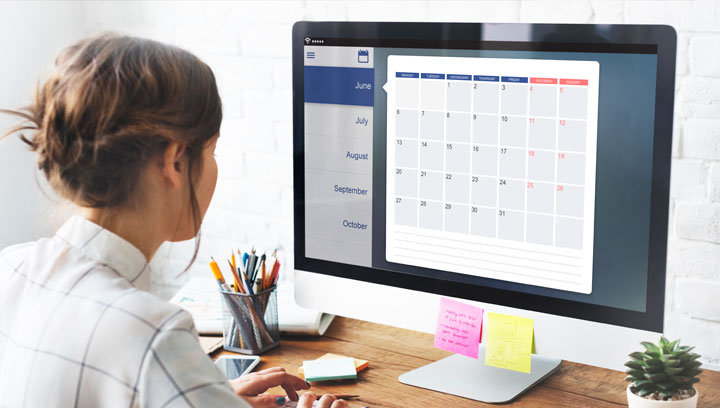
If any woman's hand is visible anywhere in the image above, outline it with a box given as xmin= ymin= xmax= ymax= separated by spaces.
xmin=297 ymin=392 xmax=349 ymax=408
xmin=229 ymin=367 xmax=310 ymax=407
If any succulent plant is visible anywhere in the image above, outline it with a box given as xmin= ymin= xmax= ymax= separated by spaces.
xmin=625 ymin=336 xmax=702 ymax=400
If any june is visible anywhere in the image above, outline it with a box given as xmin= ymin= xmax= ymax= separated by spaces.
xmin=355 ymin=81 xmax=372 ymax=90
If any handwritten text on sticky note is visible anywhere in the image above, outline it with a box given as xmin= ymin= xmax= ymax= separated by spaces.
xmin=485 ymin=312 xmax=534 ymax=373
xmin=434 ymin=297 xmax=484 ymax=359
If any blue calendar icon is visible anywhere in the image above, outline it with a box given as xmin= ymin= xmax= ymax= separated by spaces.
xmin=357 ymin=49 xmax=369 ymax=63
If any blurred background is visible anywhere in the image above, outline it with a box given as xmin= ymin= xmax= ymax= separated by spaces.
xmin=0 ymin=0 xmax=718 ymax=369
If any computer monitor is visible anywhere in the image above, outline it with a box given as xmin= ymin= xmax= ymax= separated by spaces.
xmin=292 ymin=22 xmax=676 ymax=402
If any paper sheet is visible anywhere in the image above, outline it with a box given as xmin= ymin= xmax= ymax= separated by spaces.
xmin=169 ymin=277 xmax=223 ymax=334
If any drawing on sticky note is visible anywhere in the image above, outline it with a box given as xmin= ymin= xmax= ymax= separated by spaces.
xmin=484 ymin=312 xmax=534 ymax=373
xmin=434 ymin=297 xmax=483 ymax=359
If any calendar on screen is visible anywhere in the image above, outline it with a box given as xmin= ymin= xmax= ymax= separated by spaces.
xmin=385 ymin=55 xmax=599 ymax=294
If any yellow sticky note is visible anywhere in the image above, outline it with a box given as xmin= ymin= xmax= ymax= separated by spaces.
xmin=484 ymin=312 xmax=534 ymax=373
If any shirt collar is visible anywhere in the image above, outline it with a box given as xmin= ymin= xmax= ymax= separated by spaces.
xmin=55 ymin=215 xmax=151 ymax=291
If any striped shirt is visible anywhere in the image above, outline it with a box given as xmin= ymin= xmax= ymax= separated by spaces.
xmin=0 ymin=215 xmax=249 ymax=407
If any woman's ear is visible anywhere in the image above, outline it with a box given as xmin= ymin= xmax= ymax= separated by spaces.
xmin=161 ymin=141 xmax=187 ymax=189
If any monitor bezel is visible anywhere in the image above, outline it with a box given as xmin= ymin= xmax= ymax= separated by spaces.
xmin=292 ymin=22 xmax=675 ymax=333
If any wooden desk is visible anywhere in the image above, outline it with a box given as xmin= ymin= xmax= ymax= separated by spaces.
xmin=216 ymin=317 xmax=720 ymax=407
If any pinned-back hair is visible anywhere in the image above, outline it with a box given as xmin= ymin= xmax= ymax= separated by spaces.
xmin=3 ymin=33 xmax=222 ymax=230
xmin=2 ymin=33 xmax=223 ymax=267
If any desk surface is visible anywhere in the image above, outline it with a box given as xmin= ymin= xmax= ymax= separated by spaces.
xmin=216 ymin=317 xmax=720 ymax=407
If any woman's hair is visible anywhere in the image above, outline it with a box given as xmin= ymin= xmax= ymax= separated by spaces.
xmin=2 ymin=33 xmax=222 ymax=265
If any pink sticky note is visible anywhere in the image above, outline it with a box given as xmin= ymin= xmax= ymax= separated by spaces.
xmin=434 ymin=297 xmax=484 ymax=359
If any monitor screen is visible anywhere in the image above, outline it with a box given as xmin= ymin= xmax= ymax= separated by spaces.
xmin=293 ymin=23 xmax=675 ymax=332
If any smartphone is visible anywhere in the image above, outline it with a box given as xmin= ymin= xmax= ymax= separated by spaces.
xmin=214 ymin=355 xmax=261 ymax=379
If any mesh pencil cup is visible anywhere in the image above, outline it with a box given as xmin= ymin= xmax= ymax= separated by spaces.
xmin=220 ymin=286 xmax=280 ymax=354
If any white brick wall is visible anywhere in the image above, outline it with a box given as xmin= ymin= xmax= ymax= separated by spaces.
xmin=9 ymin=0 xmax=720 ymax=370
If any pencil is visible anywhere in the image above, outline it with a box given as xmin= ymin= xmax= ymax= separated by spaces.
xmin=266 ymin=254 xmax=278 ymax=288
xmin=312 ymin=394 xmax=359 ymax=401
xmin=260 ymin=258 xmax=267 ymax=288
xmin=227 ymin=260 xmax=244 ymax=293
xmin=268 ymin=259 xmax=280 ymax=287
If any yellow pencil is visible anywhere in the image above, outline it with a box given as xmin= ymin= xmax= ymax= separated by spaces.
xmin=209 ymin=257 xmax=231 ymax=291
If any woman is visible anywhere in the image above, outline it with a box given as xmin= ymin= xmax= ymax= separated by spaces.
xmin=0 ymin=34 xmax=348 ymax=408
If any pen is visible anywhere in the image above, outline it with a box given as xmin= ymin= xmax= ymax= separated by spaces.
xmin=237 ymin=267 xmax=247 ymax=294
xmin=238 ymin=261 xmax=250 ymax=293
xmin=247 ymin=254 xmax=258 ymax=282
xmin=245 ymin=277 xmax=255 ymax=295
xmin=256 ymin=254 xmax=265 ymax=280
xmin=249 ymin=247 xmax=256 ymax=277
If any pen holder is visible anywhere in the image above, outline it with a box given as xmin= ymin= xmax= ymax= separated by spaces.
xmin=220 ymin=286 xmax=280 ymax=354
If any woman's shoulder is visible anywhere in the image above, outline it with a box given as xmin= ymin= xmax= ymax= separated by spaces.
xmin=0 ymin=240 xmax=38 ymax=270
xmin=0 ymin=238 xmax=54 ymax=285
xmin=2 ymin=235 xmax=196 ymax=338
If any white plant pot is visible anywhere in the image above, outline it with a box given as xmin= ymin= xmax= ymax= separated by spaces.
xmin=627 ymin=385 xmax=698 ymax=408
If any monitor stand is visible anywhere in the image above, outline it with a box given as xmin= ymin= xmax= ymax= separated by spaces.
xmin=399 ymin=344 xmax=561 ymax=403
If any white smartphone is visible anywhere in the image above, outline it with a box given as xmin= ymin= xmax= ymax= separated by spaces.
xmin=214 ymin=355 xmax=260 ymax=379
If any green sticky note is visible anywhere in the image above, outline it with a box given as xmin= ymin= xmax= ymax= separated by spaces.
xmin=302 ymin=357 xmax=357 ymax=382
xmin=484 ymin=312 xmax=534 ymax=373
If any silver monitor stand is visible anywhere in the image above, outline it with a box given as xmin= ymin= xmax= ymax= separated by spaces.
xmin=399 ymin=344 xmax=561 ymax=403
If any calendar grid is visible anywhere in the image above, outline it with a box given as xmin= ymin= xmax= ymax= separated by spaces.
xmin=393 ymin=80 xmax=593 ymax=240
xmin=386 ymin=55 xmax=599 ymax=294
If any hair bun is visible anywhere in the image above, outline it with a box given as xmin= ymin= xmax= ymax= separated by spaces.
xmin=2 ymin=33 xmax=222 ymax=209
